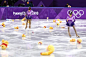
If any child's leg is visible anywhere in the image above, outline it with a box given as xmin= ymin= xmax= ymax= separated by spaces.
xmin=68 ymin=27 xmax=71 ymax=37
xmin=25 ymin=19 xmax=28 ymax=29
xmin=29 ymin=19 xmax=31 ymax=28
xmin=73 ymin=25 xmax=80 ymax=37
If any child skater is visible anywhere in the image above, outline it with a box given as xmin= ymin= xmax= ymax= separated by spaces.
xmin=66 ymin=10 xmax=80 ymax=38
xmin=25 ymin=7 xmax=33 ymax=29
xmin=25 ymin=7 xmax=38 ymax=29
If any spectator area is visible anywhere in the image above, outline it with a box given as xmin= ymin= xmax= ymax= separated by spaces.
xmin=0 ymin=0 xmax=86 ymax=7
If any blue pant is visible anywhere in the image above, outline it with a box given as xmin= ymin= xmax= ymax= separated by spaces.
xmin=26 ymin=16 xmax=32 ymax=19
xmin=66 ymin=20 xmax=75 ymax=26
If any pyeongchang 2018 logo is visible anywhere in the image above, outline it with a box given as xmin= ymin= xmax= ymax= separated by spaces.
xmin=13 ymin=12 xmax=26 ymax=16
xmin=67 ymin=10 xmax=84 ymax=18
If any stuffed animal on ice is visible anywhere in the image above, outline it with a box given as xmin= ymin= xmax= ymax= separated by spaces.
xmin=53 ymin=20 xmax=56 ymax=23
xmin=49 ymin=26 xmax=53 ymax=29
xmin=70 ymin=38 xmax=76 ymax=42
xmin=40 ymin=45 xmax=55 ymax=55
xmin=22 ymin=23 xmax=25 ymax=25
xmin=77 ymin=39 xmax=82 ymax=44
xmin=38 ymin=41 xmax=42 ymax=45
xmin=14 ymin=26 xmax=19 ymax=29
xmin=21 ymin=17 xmax=26 ymax=21
xmin=22 ymin=34 xmax=26 ymax=37
xmin=56 ymin=23 xmax=60 ymax=26
xmin=57 ymin=19 xmax=60 ymax=21
xmin=43 ymin=26 xmax=46 ymax=28
xmin=0 ymin=39 xmax=9 ymax=50
xmin=2 ymin=22 xmax=5 ymax=27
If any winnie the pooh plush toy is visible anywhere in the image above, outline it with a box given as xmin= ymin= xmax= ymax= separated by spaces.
xmin=21 ymin=17 xmax=26 ymax=21
xmin=0 ymin=39 xmax=9 ymax=50
xmin=40 ymin=45 xmax=55 ymax=55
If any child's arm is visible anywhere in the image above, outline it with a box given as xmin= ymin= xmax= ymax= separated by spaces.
xmin=67 ymin=19 xmax=69 ymax=22
xmin=66 ymin=16 xmax=69 ymax=22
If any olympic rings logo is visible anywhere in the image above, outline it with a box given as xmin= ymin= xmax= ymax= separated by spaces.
xmin=67 ymin=10 xmax=84 ymax=18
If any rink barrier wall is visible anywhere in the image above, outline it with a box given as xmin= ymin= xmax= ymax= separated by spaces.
xmin=0 ymin=7 xmax=85 ymax=20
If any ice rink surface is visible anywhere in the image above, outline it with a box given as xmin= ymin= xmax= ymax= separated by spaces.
xmin=0 ymin=19 xmax=86 ymax=57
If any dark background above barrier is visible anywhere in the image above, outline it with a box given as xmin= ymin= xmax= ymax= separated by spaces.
xmin=0 ymin=7 xmax=85 ymax=20
xmin=0 ymin=0 xmax=86 ymax=7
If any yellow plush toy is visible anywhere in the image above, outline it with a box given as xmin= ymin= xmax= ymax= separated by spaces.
xmin=21 ymin=17 xmax=26 ymax=21
xmin=57 ymin=19 xmax=60 ymax=21
xmin=40 ymin=45 xmax=55 ymax=55
xmin=77 ymin=39 xmax=82 ymax=44
xmin=0 ymin=39 xmax=9 ymax=50
xmin=2 ymin=22 xmax=5 ymax=27
xmin=70 ymin=38 xmax=76 ymax=42
xmin=59 ymin=21 xmax=62 ymax=23
xmin=22 ymin=34 xmax=26 ymax=37
xmin=38 ymin=42 xmax=42 ymax=45
xmin=56 ymin=23 xmax=60 ymax=26
xmin=43 ymin=26 xmax=46 ymax=28
xmin=14 ymin=26 xmax=19 ymax=29
xmin=3 ymin=25 xmax=5 ymax=27
xmin=22 ymin=23 xmax=25 ymax=25
xmin=53 ymin=20 xmax=56 ymax=23
xmin=49 ymin=26 xmax=53 ymax=29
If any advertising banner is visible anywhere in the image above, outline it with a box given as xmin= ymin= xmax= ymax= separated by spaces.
xmin=0 ymin=7 xmax=85 ymax=19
